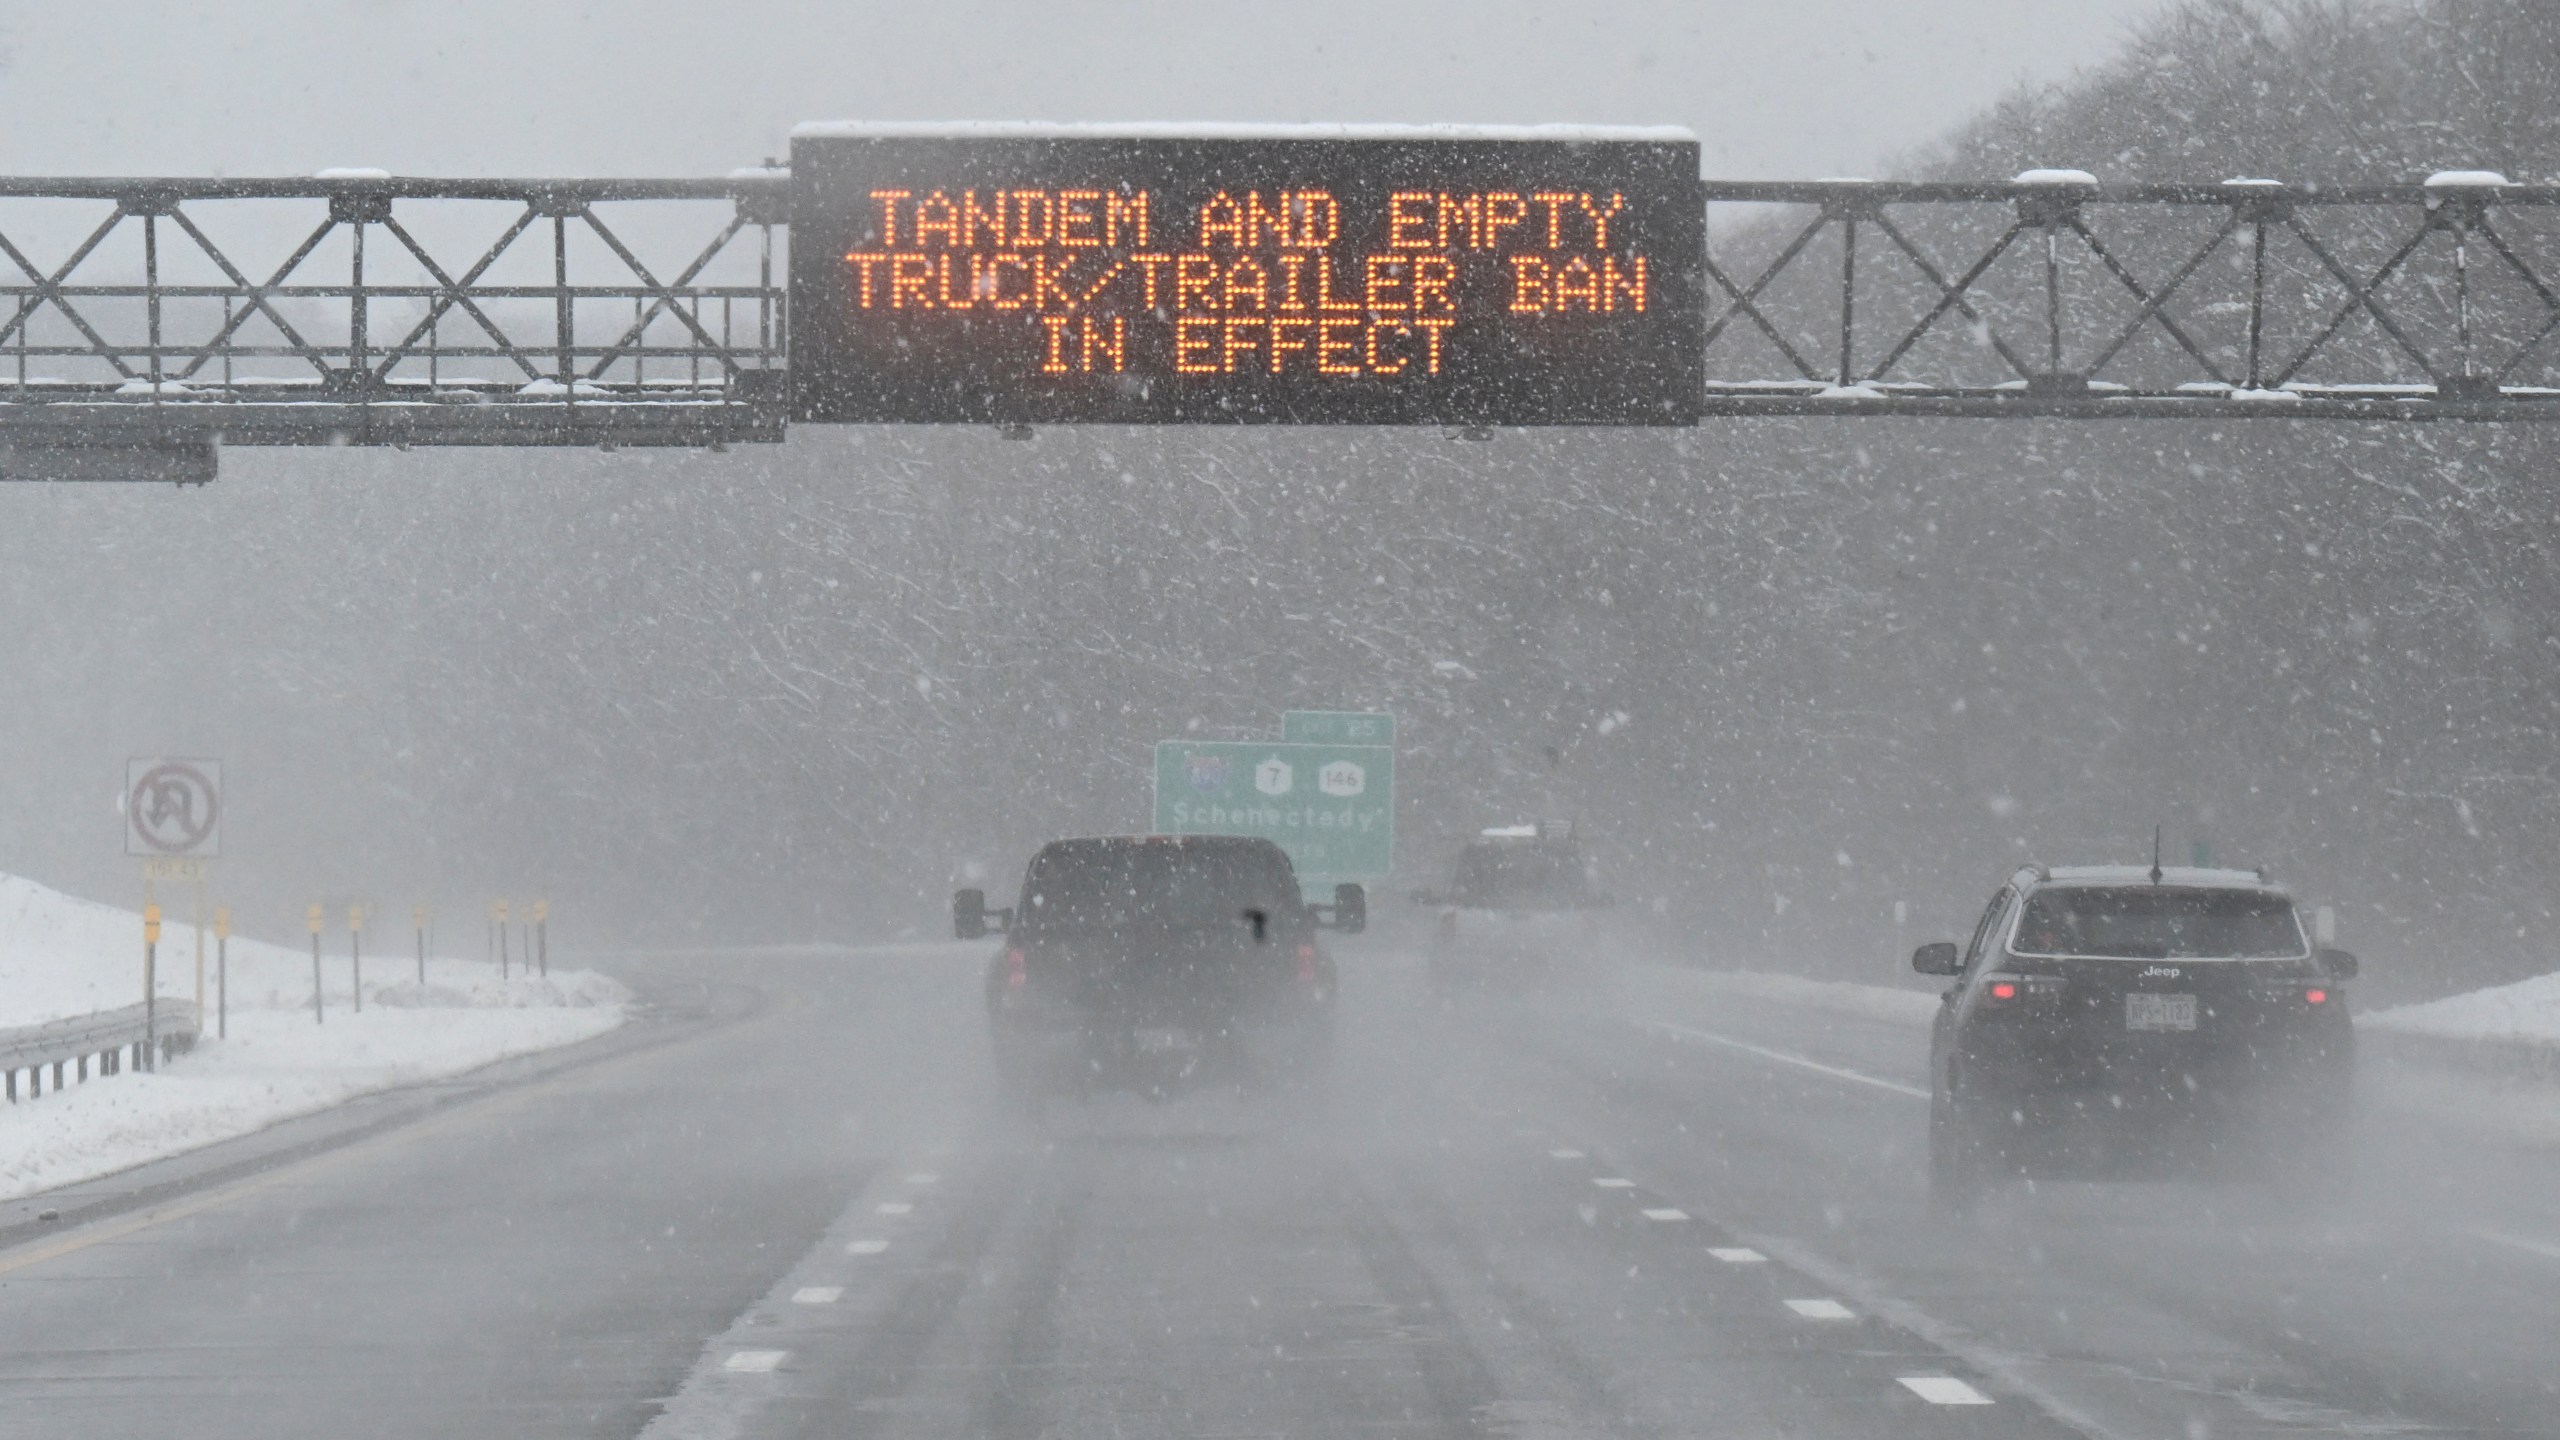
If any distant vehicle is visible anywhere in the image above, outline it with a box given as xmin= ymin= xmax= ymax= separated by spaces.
xmin=1913 ymin=864 xmax=2357 ymax=1208
xmin=1412 ymin=823 xmax=1610 ymax=991
xmin=955 ymin=835 xmax=1361 ymax=1105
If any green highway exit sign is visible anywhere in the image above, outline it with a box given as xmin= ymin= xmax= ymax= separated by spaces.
xmin=1281 ymin=709 xmax=1395 ymax=746
xmin=1153 ymin=740 xmax=1394 ymax=880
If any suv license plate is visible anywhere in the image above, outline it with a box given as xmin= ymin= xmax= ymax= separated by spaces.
xmin=1133 ymin=1028 xmax=1197 ymax=1053
xmin=2126 ymin=993 xmax=2198 ymax=1031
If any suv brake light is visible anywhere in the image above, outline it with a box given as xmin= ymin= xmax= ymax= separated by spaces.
xmin=1005 ymin=947 xmax=1027 ymax=989
xmin=1982 ymin=974 xmax=2063 ymax=1006
xmin=1295 ymin=943 xmax=1319 ymax=984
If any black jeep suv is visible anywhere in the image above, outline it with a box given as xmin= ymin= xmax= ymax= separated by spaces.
xmin=955 ymin=835 xmax=1362 ymax=1103
xmin=1914 ymin=865 xmax=2357 ymax=1207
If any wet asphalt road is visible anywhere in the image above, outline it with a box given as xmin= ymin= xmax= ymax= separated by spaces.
xmin=1 ymin=939 xmax=2558 ymax=1438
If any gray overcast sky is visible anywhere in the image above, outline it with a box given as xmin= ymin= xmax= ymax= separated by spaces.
xmin=0 ymin=1 xmax=2171 ymax=179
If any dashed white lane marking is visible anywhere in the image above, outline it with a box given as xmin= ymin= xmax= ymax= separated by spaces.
xmin=1898 ymin=1376 xmax=1993 ymax=1405
xmin=724 ymin=1350 xmax=788 ymax=1374
xmin=1590 ymin=1177 xmax=1636 ymax=1189
xmin=1785 ymin=1298 xmax=1856 ymax=1320
xmin=1708 ymin=1247 xmax=1767 ymax=1264
xmin=875 ymin=1201 xmax=914 ymax=1215
xmin=1633 ymin=1019 xmax=1931 ymax=1100
xmin=845 ymin=1239 xmax=890 ymax=1255
xmin=1548 ymin=1148 xmax=1586 ymax=1160
xmin=2472 ymin=1228 xmax=2560 ymax=1262
xmin=1641 ymin=1208 xmax=1691 ymax=1222
xmin=791 ymin=1287 xmax=843 ymax=1305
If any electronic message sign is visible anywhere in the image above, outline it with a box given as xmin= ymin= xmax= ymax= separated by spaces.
xmin=789 ymin=123 xmax=1703 ymax=426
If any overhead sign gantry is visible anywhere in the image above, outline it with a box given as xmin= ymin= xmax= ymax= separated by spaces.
xmin=6 ymin=128 xmax=2560 ymax=481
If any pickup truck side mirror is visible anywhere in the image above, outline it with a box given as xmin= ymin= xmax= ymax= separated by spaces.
xmin=955 ymin=888 xmax=1009 ymax=941
xmin=2318 ymin=947 xmax=2359 ymax=981
xmin=1911 ymin=941 xmax=1962 ymax=976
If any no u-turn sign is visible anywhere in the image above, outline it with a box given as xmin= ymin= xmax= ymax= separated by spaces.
xmin=125 ymin=757 xmax=222 ymax=858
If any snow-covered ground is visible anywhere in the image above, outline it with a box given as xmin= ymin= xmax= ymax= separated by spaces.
xmin=2359 ymin=971 xmax=2560 ymax=1047
xmin=0 ymin=872 xmax=626 ymax=1202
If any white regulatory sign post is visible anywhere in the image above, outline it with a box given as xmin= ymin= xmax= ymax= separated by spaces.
xmin=125 ymin=757 xmax=223 ymax=858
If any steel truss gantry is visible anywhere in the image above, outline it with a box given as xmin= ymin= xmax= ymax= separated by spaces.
xmin=1699 ymin=175 xmax=2560 ymax=419
xmin=0 ymin=173 xmax=788 ymax=480
xmin=5 ymin=169 xmax=2560 ymax=481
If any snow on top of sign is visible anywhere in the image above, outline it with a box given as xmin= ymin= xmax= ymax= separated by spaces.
xmin=790 ymin=120 xmax=1697 ymax=143
xmin=313 ymin=167 xmax=392 ymax=180
xmin=2425 ymin=169 xmax=2511 ymax=188
xmin=2013 ymin=168 xmax=2099 ymax=185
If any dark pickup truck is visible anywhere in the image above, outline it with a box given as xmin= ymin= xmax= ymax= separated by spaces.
xmin=956 ymin=835 xmax=1363 ymax=1104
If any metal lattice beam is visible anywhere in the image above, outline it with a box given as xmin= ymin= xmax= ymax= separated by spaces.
xmin=8 ymin=170 xmax=2560 ymax=479
xmin=1699 ymin=176 xmax=2560 ymax=418
xmin=0 ymin=174 xmax=788 ymax=473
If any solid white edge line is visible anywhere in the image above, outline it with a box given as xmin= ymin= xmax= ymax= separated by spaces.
xmin=723 ymin=1350 xmax=788 ymax=1373
xmin=1633 ymin=1019 xmax=1931 ymax=1099
xmin=1784 ymin=1298 xmax=1856 ymax=1320
xmin=1899 ymin=1375 xmax=1993 ymax=1405
xmin=1590 ymin=1177 xmax=1636 ymax=1188
xmin=1707 ymin=1247 xmax=1766 ymax=1263
xmin=1641 ymin=1208 xmax=1690 ymax=1222
xmin=791 ymin=1286 xmax=844 ymax=1305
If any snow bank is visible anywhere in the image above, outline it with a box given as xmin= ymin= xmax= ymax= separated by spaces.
xmin=2364 ymin=970 xmax=2560 ymax=1047
xmin=0 ymin=870 xmax=628 ymax=1201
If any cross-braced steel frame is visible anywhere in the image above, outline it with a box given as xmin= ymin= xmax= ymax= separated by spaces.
xmin=0 ymin=173 xmax=788 ymax=478
xmin=1700 ymin=177 xmax=2560 ymax=418
xmin=7 ymin=169 xmax=2560 ymax=480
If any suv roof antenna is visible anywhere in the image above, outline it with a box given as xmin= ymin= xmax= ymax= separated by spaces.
xmin=2149 ymin=826 xmax=2164 ymax=885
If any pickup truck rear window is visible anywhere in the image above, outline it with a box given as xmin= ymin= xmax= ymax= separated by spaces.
xmin=1452 ymin=842 xmax=1592 ymax=909
xmin=1021 ymin=841 xmax=1294 ymax=932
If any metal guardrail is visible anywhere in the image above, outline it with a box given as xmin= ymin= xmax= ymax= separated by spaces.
xmin=0 ymin=999 xmax=200 ymax=1100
